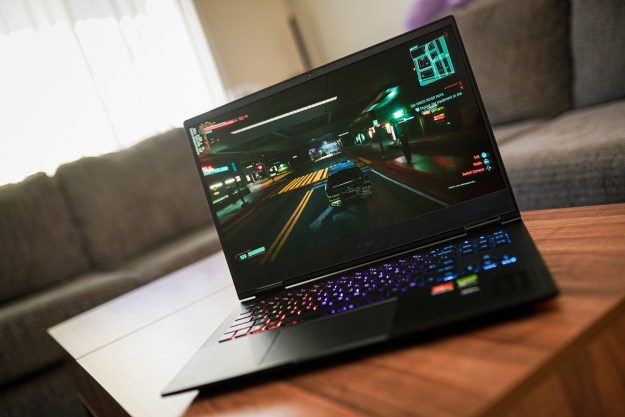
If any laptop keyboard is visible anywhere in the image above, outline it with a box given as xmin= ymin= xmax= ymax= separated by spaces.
xmin=219 ymin=230 xmax=515 ymax=342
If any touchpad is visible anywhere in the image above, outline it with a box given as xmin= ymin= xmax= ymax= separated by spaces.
xmin=162 ymin=331 xmax=279 ymax=395
xmin=262 ymin=298 xmax=397 ymax=365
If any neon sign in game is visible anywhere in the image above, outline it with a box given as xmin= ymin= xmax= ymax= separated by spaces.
xmin=410 ymin=36 xmax=455 ymax=86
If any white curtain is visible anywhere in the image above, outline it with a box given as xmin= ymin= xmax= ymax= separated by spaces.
xmin=0 ymin=0 xmax=226 ymax=185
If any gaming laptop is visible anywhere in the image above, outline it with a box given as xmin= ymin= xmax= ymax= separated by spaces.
xmin=162 ymin=16 xmax=557 ymax=396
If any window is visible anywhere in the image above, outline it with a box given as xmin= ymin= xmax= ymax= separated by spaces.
xmin=0 ymin=0 xmax=226 ymax=185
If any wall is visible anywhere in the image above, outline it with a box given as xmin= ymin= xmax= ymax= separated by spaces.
xmin=193 ymin=0 xmax=304 ymax=99
xmin=287 ymin=0 xmax=415 ymax=67
xmin=193 ymin=0 xmax=415 ymax=98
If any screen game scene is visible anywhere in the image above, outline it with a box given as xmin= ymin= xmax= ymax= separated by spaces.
xmin=189 ymin=28 xmax=506 ymax=271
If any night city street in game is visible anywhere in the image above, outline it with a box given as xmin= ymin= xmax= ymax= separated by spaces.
xmin=188 ymin=32 xmax=505 ymax=271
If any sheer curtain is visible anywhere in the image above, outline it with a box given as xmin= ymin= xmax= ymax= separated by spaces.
xmin=0 ymin=0 xmax=226 ymax=185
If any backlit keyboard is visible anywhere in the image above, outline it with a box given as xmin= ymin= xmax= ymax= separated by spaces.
xmin=219 ymin=230 xmax=515 ymax=342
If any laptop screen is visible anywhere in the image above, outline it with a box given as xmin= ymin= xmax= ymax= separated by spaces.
xmin=185 ymin=20 xmax=513 ymax=295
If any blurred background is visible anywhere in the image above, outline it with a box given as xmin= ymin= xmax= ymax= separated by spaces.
xmin=0 ymin=0 xmax=464 ymax=186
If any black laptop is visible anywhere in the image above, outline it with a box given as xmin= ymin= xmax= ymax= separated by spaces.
xmin=162 ymin=16 xmax=557 ymax=396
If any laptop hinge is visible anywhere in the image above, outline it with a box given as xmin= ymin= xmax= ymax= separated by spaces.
xmin=463 ymin=212 xmax=521 ymax=233
xmin=252 ymin=282 xmax=284 ymax=298
xmin=239 ymin=282 xmax=285 ymax=301
xmin=464 ymin=216 xmax=501 ymax=233
xmin=501 ymin=211 xmax=521 ymax=224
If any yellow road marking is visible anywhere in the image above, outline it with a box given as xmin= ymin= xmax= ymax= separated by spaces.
xmin=282 ymin=172 xmax=310 ymax=193
xmin=264 ymin=189 xmax=313 ymax=262
xmin=312 ymin=169 xmax=325 ymax=183
xmin=279 ymin=180 xmax=297 ymax=194
xmin=279 ymin=168 xmax=327 ymax=194
xmin=301 ymin=172 xmax=316 ymax=187
xmin=271 ymin=189 xmax=313 ymax=261
xmin=279 ymin=178 xmax=300 ymax=194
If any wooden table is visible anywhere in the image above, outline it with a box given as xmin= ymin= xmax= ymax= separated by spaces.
xmin=49 ymin=204 xmax=625 ymax=417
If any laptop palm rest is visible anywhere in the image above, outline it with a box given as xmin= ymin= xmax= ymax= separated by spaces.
xmin=162 ymin=330 xmax=279 ymax=395
xmin=262 ymin=297 xmax=396 ymax=365
xmin=163 ymin=298 xmax=396 ymax=396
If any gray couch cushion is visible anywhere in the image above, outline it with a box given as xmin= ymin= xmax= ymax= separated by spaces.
xmin=492 ymin=119 xmax=548 ymax=146
xmin=122 ymin=225 xmax=221 ymax=285
xmin=0 ymin=270 xmax=139 ymax=385
xmin=571 ymin=0 xmax=625 ymax=108
xmin=452 ymin=0 xmax=571 ymax=125
xmin=499 ymin=100 xmax=625 ymax=210
xmin=0 ymin=365 xmax=88 ymax=417
xmin=56 ymin=129 xmax=213 ymax=269
xmin=0 ymin=173 xmax=89 ymax=303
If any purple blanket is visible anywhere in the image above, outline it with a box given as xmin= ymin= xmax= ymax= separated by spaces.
xmin=406 ymin=0 xmax=478 ymax=29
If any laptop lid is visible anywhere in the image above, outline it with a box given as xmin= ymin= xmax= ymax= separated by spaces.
xmin=183 ymin=17 xmax=518 ymax=299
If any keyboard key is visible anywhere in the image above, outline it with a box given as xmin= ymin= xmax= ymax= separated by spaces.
xmin=219 ymin=332 xmax=236 ymax=343
xmin=227 ymin=321 xmax=253 ymax=333
xmin=233 ymin=328 xmax=251 ymax=338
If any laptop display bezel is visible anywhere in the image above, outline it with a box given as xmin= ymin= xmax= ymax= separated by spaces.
xmin=183 ymin=17 xmax=519 ymax=299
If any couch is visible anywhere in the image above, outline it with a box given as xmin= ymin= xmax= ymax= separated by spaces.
xmin=1 ymin=0 xmax=624 ymax=416
xmin=0 ymin=129 xmax=222 ymax=416
xmin=451 ymin=0 xmax=625 ymax=209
